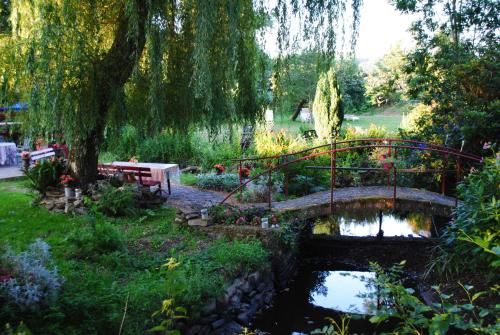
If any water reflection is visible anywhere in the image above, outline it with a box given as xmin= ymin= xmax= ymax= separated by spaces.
xmin=253 ymin=265 xmax=385 ymax=335
xmin=313 ymin=210 xmax=436 ymax=238
xmin=310 ymin=271 xmax=377 ymax=314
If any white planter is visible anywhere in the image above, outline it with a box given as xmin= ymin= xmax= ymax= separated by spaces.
xmin=74 ymin=188 xmax=82 ymax=199
xmin=64 ymin=187 xmax=75 ymax=198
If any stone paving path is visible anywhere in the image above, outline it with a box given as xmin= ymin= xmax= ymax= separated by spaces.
xmin=0 ymin=166 xmax=24 ymax=181
xmin=166 ymin=183 xmax=457 ymax=216
xmin=165 ymin=184 xmax=231 ymax=214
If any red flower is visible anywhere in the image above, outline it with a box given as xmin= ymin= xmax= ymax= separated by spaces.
xmin=21 ymin=151 xmax=30 ymax=159
xmin=214 ymin=164 xmax=225 ymax=174
xmin=239 ymin=167 xmax=251 ymax=178
xmin=60 ymin=174 xmax=74 ymax=186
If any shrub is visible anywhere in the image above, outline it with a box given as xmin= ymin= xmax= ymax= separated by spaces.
xmin=195 ymin=173 xmax=240 ymax=192
xmin=254 ymin=128 xmax=308 ymax=157
xmin=0 ymin=240 xmax=64 ymax=311
xmin=138 ymin=131 xmax=196 ymax=167
xmin=366 ymin=262 xmax=500 ymax=335
xmin=242 ymin=173 xmax=283 ymax=203
xmin=95 ymin=184 xmax=135 ymax=217
xmin=430 ymin=158 xmax=500 ymax=280
xmin=192 ymin=135 xmax=242 ymax=171
xmin=312 ymin=67 xmax=344 ymax=139
xmin=26 ymin=158 xmax=65 ymax=195
xmin=68 ymin=221 xmax=125 ymax=258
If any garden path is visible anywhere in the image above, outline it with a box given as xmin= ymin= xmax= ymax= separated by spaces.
xmin=0 ymin=166 xmax=24 ymax=181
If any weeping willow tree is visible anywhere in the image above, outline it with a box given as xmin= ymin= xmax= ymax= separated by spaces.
xmin=4 ymin=0 xmax=362 ymax=184
xmin=312 ymin=68 xmax=344 ymax=139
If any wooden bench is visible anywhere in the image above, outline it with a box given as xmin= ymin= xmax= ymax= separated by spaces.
xmin=98 ymin=164 xmax=170 ymax=196
xmin=30 ymin=148 xmax=55 ymax=163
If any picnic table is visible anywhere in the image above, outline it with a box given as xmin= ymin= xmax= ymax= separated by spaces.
xmin=105 ymin=162 xmax=180 ymax=194
xmin=0 ymin=142 xmax=17 ymax=166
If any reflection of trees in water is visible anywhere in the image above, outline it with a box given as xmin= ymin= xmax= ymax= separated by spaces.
xmin=307 ymin=270 xmax=329 ymax=304
xmin=313 ymin=216 xmax=341 ymax=235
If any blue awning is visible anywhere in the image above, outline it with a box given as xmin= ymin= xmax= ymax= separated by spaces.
xmin=0 ymin=103 xmax=28 ymax=111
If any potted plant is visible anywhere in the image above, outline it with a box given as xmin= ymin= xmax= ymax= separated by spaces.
xmin=239 ymin=166 xmax=251 ymax=179
xmin=380 ymin=154 xmax=394 ymax=171
xmin=21 ymin=151 xmax=30 ymax=172
xmin=60 ymin=174 xmax=76 ymax=198
xmin=214 ymin=164 xmax=225 ymax=175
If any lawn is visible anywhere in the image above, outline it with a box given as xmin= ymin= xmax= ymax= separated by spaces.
xmin=273 ymin=103 xmax=412 ymax=136
xmin=0 ymin=179 xmax=269 ymax=334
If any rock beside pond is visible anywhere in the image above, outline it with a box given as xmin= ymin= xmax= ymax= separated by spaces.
xmin=185 ymin=270 xmax=276 ymax=335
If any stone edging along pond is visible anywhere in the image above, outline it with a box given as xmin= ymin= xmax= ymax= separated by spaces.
xmin=178 ymin=225 xmax=298 ymax=335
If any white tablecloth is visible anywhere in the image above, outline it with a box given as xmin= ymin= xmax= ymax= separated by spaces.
xmin=111 ymin=162 xmax=180 ymax=185
xmin=0 ymin=143 xmax=17 ymax=166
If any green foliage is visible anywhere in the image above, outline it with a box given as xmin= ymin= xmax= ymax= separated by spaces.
xmin=271 ymin=51 xmax=319 ymax=117
xmin=192 ymin=135 xmax=242 ymax=171
xmin=161 ymin=238 xmax=269 ymax=316
xmin=312 ymin=68 xmax=344 ymax=139
xmin=254 ymin=127 xmax=308 ymax=157
xmin=367 ymin=262 xmax=500 ymax=335
xmin=67 ymin=220 xmax=125 ymax=258
xmin=195 ymin=173 xmax=240 ymax=192
xmin=393 ymin=0 xmax=500 ymax=153
xmin=95 ymin=184 xmax=135 ymax=217
xmin=104 ymin=125 xmax=196 ymax=166
xmin=430 ymin=158 xmax=500 ymax=280
xmin=26 ymin=159 xmax=65 ymax=195
xmin=335 ymin=59 xmax=368 ymax=114
xmin=366 ymin=44 xmax=408 ymax=106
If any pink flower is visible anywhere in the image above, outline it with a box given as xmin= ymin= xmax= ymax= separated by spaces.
xmin=483 ymin=142 xmax=492 ymax=150
xmin=235 ymin=216 xmax=246 ymax=225
xmin=21 ymin=151 xmax=30 ymax=159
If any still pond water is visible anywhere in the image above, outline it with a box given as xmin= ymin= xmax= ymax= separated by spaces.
xmin=312 ymin=210 xmax=442 ymax=238
xmin=252 ymin=264 xmax=385 ymax=334
xmin=253 ymin=211 xmax=445 ymax=334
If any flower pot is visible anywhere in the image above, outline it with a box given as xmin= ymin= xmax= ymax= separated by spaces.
xmin=74 ymin=188 xmax=82 ymax=200
xmin=22 ymin=158 xmax=30 ymax=172
xmin=64 ymin=187 xmax=75 ymax=198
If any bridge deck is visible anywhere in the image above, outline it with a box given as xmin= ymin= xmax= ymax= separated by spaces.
xmin=273 ymin=186 xmax=456 ymax=212
xmin=167 ymin=184 xmax=457 ymax=218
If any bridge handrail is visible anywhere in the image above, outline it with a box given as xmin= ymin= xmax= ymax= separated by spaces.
xmin=222 ymin=143 xmax=483 ymax=208
xmin=232 ymin=138 xmax=483 ymax=163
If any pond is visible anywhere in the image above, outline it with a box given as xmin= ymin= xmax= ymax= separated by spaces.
xmin=312 ymin=210 xmax=447 ymax=238
xmin=252 ymin=209 xmax=445 ymax=334
xmin=252 ymin=263 xmax=394 ymax=334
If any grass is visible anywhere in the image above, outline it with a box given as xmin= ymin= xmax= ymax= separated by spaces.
xmin=273 ymin=102 xmax=412 ymax=135
xmin=0 ymin=179 xmax=269 ymax=334
xmin=180 ymin=172 xmax=197 ymax=186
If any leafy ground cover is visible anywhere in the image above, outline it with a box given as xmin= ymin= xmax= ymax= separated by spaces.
xmin=0 ymin=179 xmax=269 ymax=334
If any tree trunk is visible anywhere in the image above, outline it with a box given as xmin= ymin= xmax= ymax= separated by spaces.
xmin=69 ymin=1 xmax=148 ymax=185
xmin=70 ymin=131 xmax=100 ymax=186
xmin=290 ymin=98 xmax=308 ymax=121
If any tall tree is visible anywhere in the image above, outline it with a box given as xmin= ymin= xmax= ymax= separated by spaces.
xmin=366 ymin=44 xmax=408 ymax=106
xmin=312 ymin=68 xmax=344 ymax=139
xmin=392 ymin=0 xmax=500 ymax=151
xmin=5 ymin=0 xmax=363 ymax=184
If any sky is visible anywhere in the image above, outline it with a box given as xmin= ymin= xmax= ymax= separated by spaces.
xmin=355 ymin=0 xmax=415 ymax=62
xmin=263 ymin=0 xmax=415 ymax=63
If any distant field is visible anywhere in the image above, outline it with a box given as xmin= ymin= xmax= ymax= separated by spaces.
xmin=273 ymin=103 xmax=412 ymax=135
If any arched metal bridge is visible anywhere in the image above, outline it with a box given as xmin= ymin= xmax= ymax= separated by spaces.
xmin=221 ymin=138 xmax=483 ymax=213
